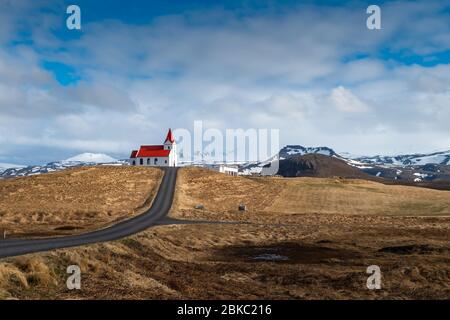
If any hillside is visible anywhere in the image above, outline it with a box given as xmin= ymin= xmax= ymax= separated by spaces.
xmin=0 ymin=153 xmax=124 ymax=179
xmin=0 ymin=166 xmax=163 ymax=238
xmin=171 ymin=167 xmax=450 ymax=222
xmin=240 ymin=145 xmax=450 ymax=186
xmin=277 ymin=154 xmax=374 ymax=179
xmin=2 ymin=166 xmax=449 ymax=238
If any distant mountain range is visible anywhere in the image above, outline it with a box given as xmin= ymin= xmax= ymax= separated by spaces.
xmin=241 ymin=145 xmax=450 ymax=185
xmin=0 ymin=163 xmax=25 ymax=173
xmin=1 ymin=148 xmax=450 ymax=185
xmin=276 ymin=153 xmax=450 ymax=190
xmin=353 ymin=150 xmax=450 ymax=166
xmin=280 ymin=145 xmax=450 ymax=166
xmin=0 ymin=153 xmax=125 ymax=179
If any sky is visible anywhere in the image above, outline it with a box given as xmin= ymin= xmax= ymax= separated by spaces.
xmin=1 ymin=0 xmax=450 ymax=165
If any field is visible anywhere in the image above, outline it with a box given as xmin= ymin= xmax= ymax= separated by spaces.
xmin=171 ymin=167 xmax=450 ymax=222
xmin=0 ymin=166 xmax=449 ymax=299
xmin=0 ymin=166 xmax=163 ymax=238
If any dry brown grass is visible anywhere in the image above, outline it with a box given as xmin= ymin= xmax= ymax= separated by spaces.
xmin=0 ymin=216 xmax=449 ymax=299
xmin=171 ymin=167 xmax=282 ymax=220
xmin=268 ymin=177 xmax=450 ymax=216
xmin=171 ymin=167 xmax=450 ymax=222
xmin=0 ymin=166 xmax=449 ymax=299
xmin=0 ymin=256 xmax=60 ymax=299
xmin=0 ymin=166 xmax=163 ymax=238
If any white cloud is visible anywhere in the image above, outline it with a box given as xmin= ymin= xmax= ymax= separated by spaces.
xmin=1 ymin=1 xmax=450 ymax=164
xmin=330 ymin=86 xmax=371 ymax=113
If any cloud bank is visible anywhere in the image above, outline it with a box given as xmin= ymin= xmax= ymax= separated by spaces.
xmin=0 ymin=0 xmax=450 ymax=164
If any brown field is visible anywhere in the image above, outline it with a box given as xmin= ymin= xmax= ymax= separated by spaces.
xmin=0 ymin=166 xmax=163 ymax=238
xmin=0 ymin=166 xmax=449 ymax=299
xmin=171 ymin=167 xmax=450 ymax=222
xmin=0 ymin=218 xmax=449 ymax=299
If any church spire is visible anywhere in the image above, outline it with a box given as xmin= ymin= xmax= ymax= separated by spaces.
xmin=164 ymin=128 xmax=175 ymax=144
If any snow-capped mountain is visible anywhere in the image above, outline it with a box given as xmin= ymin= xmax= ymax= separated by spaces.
xmin=0 ymin=163 xmax=25 ymax=174
xmin=353 ymin=150 xmax=450 ymax=166
xmin=0 ymin=153 xmax=125 ymax=179
xmin=64 ymin=153 xmax=117 ymax=164
xmin=280 ymin=145 xmax=336 ymax=158
xmin=274 ymin=146 xmax=450 ymax=167
xmin=240 ymin=145 xmax=339 ymax=175
xmin=239 ymin=145 xmax=450 ymax=179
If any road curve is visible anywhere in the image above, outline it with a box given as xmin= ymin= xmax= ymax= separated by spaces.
xmin=0 ymin=167 xmax=178 ymax=259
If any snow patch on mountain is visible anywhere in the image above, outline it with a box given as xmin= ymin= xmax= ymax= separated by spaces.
xmin=64 ymin=153 xmax=117 ymax=163
xmin=240 ymin=145 xmax=339 ymax=175
xmin=281 ymin=145 xmax=336 ymax=158
xmin=0 ymin=153 xmax=124 ymax=179
xmin=353 ymin=150 xmax=450 ymax=166
xmin=0 ymin=163 xmax=25 ymax=173
xmin=239 ymin=145 xmax=450 ymax=177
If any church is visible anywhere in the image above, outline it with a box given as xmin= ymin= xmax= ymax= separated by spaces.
xmin=129 ymin=129 xmax=178 ymax=167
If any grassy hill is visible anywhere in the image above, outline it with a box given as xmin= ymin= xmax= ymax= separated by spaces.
xmin=171 ymin=167 xmax=450 ymax=222
xmin=0 ymin=166 xmax=162 ymax=238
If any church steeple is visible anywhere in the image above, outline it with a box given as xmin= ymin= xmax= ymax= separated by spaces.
xmin=164 ymin=128 xmax=175 ymax=144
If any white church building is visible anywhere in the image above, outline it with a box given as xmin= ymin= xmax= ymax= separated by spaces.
xmin=129 ymin=129 xmax=178 ymax=167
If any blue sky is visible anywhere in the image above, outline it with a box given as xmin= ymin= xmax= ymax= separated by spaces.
xmin=1 ymin=0 xmax=450 ymax=165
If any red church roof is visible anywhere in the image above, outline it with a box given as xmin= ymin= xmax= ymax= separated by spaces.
xmin=130 ymin=150 xmax=138 ymax=158
xmin=164 ymin=128 xmax=175 ymax=143
xmin=140 ymin=145 xmax=164 ymax=151
xmin=136 ymin=145 xmax=170 ymax=157
xmin=138 ymin=149 xmax=171 ymax=157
